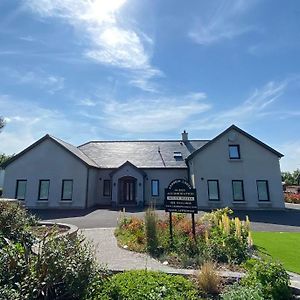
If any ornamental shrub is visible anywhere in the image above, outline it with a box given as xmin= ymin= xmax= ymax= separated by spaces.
xmin=93 ymin=270 xmax=198 ymax=300
xmin=145 ymin=207 xmax=159 ymax=257
xmin=0 ymin=202 xmax=105 ymax=299
xmin=0 ymin=233 xmax=103 ymax=300
xmin=0 ymin=201 xmax=37 ymax=245
xmin=241 ymin=259 xmax=291 ymax=300
xmin=221 ymin=283 xmax=264 ymax=300
xmin=197 ymin=261 xmax=221 ymax=295
xmin=284 ymin=193 xmax=300 ymax=204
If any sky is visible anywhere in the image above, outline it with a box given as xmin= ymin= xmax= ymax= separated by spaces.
xmin=0 ymin=0 xmax=299 ymax=171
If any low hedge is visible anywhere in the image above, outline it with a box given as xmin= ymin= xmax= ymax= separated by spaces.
xmin=87 ymin=270 xmax=199 ymax=300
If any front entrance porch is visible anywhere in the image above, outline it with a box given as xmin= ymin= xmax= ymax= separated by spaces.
xmin=110 ymin=161 xmax=146 ymax=208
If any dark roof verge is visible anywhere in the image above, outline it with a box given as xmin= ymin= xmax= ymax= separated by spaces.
xmin=110 ymin=161 xmax=147 ymax=177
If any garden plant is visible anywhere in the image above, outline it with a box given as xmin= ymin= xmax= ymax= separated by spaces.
xmin=116 ymin=207 xmax=253 ymax=268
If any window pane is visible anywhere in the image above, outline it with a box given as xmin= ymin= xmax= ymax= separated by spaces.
xmin=39 ymin=180 xmax=49 ymax=200
xmin=257 ymin=181 xmax=269 ymax=201
xmin=232 ymin=181 xmax=244 ymax=201
xmin=229 ymin=145 xmax=240 ymax=159
xmin=103 ymin=180 xmax=111 ymax=196
xmin=151 ymin=180 xmax=159 ymax=196
xmin=62 ymin=180 xmax=73 ymax=200
xmin=16 ymin=180 xmax=26 ymax=200
xmin=208 ymin=180 xmax=219 ymax=200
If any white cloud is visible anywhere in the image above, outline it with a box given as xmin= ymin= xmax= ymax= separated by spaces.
xmin=24 ymin=0 xmax=160 ymax=89
xmin=189 ymin=80 xmax=287 ymax=130
xmin=0 ymin=95 xmax=96 ymax=154
xmin=280 ymin=142 xmax=300 ymax=171
xmin=189 ymin=0 xmax=256 ymax=45
xmin=81 ymin=92 xmax=211 ymax=133
xmin=77 ymin=98 xmax=97 ymax=107
xmin=2 ymin=68 xmax=64 ymax=93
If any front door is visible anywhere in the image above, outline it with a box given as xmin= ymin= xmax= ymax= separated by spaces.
xmin=119 ymin=176 xmax=136 ymax=204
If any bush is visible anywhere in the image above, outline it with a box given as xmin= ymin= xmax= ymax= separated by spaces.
xmin=94 ymin=270 xmax=198 ymax=300
xmin=0 ymin=202 xmax=105 ymax=300
xmin=0 ymin=201 xmax=37 ymax=245
xmin=197 ymin=261 xmax=221 ymax=295
xmin=115 ymin=208 xmax=252 ymax=268
xmin=285 ymin=193 xmax=300 ymax=204
xmin=242 ymin=259 xmax=291 ymax=300
xmin=0 ymin=233 xmax=103 ymax=300
xmin=221 ymin=283 xmax=264 ymax=300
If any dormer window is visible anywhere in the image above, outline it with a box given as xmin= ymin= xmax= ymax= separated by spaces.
xmin=229 ymin=145 xmax=240 ymax=159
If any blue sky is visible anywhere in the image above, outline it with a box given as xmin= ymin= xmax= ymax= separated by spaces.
xmin=0 ymin=0 xmax=299 ymax=171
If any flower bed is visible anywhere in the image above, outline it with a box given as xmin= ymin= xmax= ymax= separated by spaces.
xmin=285 ymin=192 xmax=300 ymax=204
xmin=115 ymin=208 xmax=253 ymax=268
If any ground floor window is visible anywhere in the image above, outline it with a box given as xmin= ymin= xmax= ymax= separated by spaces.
xmin=257 ymin=180 xmax=270 ymax=201
xmin=151 ymin=180 xmax=159 ymax=196
xmin=207 ymin=180 xmax=220 ymax=201
xmin=38 ymin=180 xmax=50 ymax=201
xmin=103 ymin=180 xmax=111 ymax=197
xmin=232 ymin=180 xmax=244 ymax=201
xmin=15 ymin=180 xmax=27 ymax=200
xmin=61 ymin=180 xmax=73 ymax=201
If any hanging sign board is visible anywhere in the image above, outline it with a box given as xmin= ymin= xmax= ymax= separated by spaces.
xmin=164 ymin=179 xmax=198 ymax=214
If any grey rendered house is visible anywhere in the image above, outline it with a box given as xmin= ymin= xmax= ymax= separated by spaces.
xmin=2 ymin=125 xmax=285 ymax=209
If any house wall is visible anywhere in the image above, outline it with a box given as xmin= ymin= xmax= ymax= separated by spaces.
xmin=96 ymin=168 xmax=188 ymax=207
xmin=0 ymin=170 xmax=4 ymax=189
xmin=189 ymin=128 xmax=284 ymax=209
xmin=3 ymin=139 xmax=89 ymax=209
xmin=143 ymin=168 xmax=188 ymax=206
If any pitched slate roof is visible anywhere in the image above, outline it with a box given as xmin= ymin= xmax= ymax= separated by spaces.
xmin=49 ymin=135 xmax=99 ymax=168
xmin=78 ymin=140 xmax=209 ymax=168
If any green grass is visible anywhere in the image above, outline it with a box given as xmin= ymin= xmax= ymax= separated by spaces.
xmin=252 ymin=231 xmax=300 ymax=274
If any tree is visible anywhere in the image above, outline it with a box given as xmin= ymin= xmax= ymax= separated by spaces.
xmin=0 ymin=116 xmax=5 ymax=131
xmin=282 ymin=169 xmax=300 ymax=185
xmin=0 ymin=153 xmax=13 ymax=167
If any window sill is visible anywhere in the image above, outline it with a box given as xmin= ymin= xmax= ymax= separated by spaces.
xmin=232 ymin=201 xmax=246 ymax=204
xmin=60 ymin=199 xmax=72 ymax=202
xmin=228 ymin=159 xmax=243 ymax=162
xmin=257 ymin=201 xmax=272 ymax=206
xmin=37 ymin=199 xmax=48 ymax=202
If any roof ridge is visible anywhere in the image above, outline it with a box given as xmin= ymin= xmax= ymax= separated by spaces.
xmin=79 ymin=139 xmax=210 ymax=147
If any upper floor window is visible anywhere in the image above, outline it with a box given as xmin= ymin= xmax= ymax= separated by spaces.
xmin=257 ymin=180 xmax=270 ymax=201
xmin=15 ymin=180 xmax=27 ymax=200
xmin=207 ymin=180 xmax=220 ymax=201
xmin=229 ymin=145 xmax=240 ymax=159
xmin=38 ymin=180 xmax=50 ymax=201
xmin=151 ymin=180 xmax=159 ymax=196
xmin=232 ymin=180 xmax=244 ymax=201
xmin=61 ymin=180 xmax=73 ymax=201
xmin=103 ymin=180 xmax=111 ymax=197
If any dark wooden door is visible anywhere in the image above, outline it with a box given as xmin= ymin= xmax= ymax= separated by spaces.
xmin=122 ymin=179 xmax=136 ymax=203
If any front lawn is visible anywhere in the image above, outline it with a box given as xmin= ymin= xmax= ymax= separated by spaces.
xmin=252 ymin=231 xmax=300 ymax=274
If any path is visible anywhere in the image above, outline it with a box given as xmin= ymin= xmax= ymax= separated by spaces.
xmin=81 ymin=228 xmax=300 ymax=291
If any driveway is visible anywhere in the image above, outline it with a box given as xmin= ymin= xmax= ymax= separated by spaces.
xmin=31 ymin=203 xmax=300 ymax=232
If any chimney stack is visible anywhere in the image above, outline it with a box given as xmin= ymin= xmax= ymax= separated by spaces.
xmin=181 ymin=130 xmax=188 ymax=142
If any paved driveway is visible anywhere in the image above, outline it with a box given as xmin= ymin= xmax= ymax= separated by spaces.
xmin=31 ymin=203 xmax=300 ymax=232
